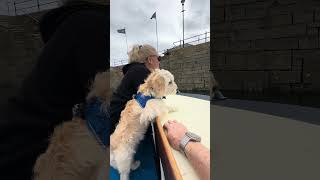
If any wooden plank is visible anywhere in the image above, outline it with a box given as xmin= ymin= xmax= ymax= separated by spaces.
xmin=154 ymin=117 xmax=183 ymax=180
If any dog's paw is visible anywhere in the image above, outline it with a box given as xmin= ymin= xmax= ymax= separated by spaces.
xmin=131 ymin=160 xmax=140 ymax=170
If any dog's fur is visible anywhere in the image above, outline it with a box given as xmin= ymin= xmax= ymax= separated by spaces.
xmin=33 ymin=71 xmax=110 ymax=180
xmin=110 ymin=69 xmax=178 ymax=180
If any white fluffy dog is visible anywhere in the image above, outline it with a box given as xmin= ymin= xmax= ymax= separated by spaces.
xmin=33 ymin=71 xmax=110 ymax=180
xmin=110 ymin=69 xmax=178 ymax=180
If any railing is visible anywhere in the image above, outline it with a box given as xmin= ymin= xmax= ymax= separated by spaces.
xmin=172 ymin=32 xmax=210 ymax=48
xmin=7 ymin=0 xmax=60 ymax=16
xmin=112 ymin=32 xmax=210 ymax=67
xmin=111 ymin=59 xmax=128 ymax=67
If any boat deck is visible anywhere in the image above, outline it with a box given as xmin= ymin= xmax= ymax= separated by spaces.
xmin=213 ymin=99 xmax=320 ymax=180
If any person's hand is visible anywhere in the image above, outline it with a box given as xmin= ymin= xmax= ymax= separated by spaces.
xmin=163 ymin=120 xmax=188 ymax=151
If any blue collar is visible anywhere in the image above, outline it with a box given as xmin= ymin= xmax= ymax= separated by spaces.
xmin=134 ymin=92 xmax=154 ymax=108
xmin=83 ymin=97 xmax=109 ymax=149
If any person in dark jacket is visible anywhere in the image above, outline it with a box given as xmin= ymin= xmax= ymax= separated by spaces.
xmin=0 ymin=0 xmax=109 ymax=179
xmin=110 ymin=44 xmax=161 ymax=133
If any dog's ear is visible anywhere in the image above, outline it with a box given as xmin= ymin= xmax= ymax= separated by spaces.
xmin=151 ymin=72 xmax=166 ymax=98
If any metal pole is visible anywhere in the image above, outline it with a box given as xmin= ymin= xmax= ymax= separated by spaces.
xmin=155 ymin=16 xmax=159 ymax=52
xmin=7 ymin=0 xmax=9 ymax=15
xmin=37 ymin=0 xmax=40 ymax=11
xmin=14 ymin=1 xmax=16 ymax=15
xmin=205 ymin=32 xmax=207 ymax=42
xmin=182 ymin=3 xmax=185 ymax=48
xmin=124 ymin=28 xmax=128 ymax=53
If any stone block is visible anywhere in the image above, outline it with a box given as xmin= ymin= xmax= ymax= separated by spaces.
xmin=228 ymin=40 xmax=252 ymax=51
xmin=204 ymin=81 xmax=209 ymax=88
xmin=268 ymin=84 xmax=292 ymax=93
xmin=225 ymin=53 xmax=248 ymax=70
xmin=268 ymin=3 xmax=298 ymax=16
xmin=315 ymin=10 xmax=320 ymax=21
xmin=213 ymin=22 xmax=232 ymax=33
xmin=213 ymin=38 xmax=229 ymax=51
xmin=268 ymin=24 xmax=306 ymax=39
xmin=234 ymin=29 xmax=265 ymax=40
xmin=306 ymin=26 xmax=318 ymax=36
xmin=293 ymin=11 xmax=313 ymax=24
xmin=213 ymin=7 xmax=225 ymax=23
xmin=193 ymin=78 xmax=203 ymax=84
xmin=213 ymin=31 xmax=234 ymax=39
xmin=293 ymin=49 xmax=320 ymax=71
xmin=184 ymin=84 xmax=194 ymax=91
xmin=244 ymin=1 xmax=271 ymax=19
xmin=202 ymin=65 xmax=210 ymax=71
xmin=277 ymin=0 xmax=298 ymax=4
xmin=263 ymin=14 xmax=292 ymax=27
xmin=243 ymin=80 xmax=265 ymax=93
xmin=230 ymin=0 xmax=259 ymax=5
xmin=298 ymin=36 xmax=319 ymax=49
xmin=270 ymin=71 xmax=301 ymax=84
xmin=225 ymin=6 xmax=246 ymax=21
xmin=212 ymin=53 xmax=225 ymax=69
xmin=235 ymin=24 xmax=306 ymax=40
xmin=214 ymin=71 xmax=268 ymax=91
xmin=253 ymin=37 xmax=298 ymax=50
xmin=194 ymin=83 xmax=204 ymax=89
xmin=231 ymin=19 xmax=264 ymax=30
xmin=247 ymin=51 xmax=292 ymax=70
xmin=212 ymin=0 xmax=225 ymax=6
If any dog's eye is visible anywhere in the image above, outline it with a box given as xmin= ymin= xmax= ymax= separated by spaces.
xmin=169 ymin=81 xmax=172 ymax=84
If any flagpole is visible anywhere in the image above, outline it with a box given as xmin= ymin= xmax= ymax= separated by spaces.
xmin=181 ymin=0 xmax=186 ymax=48
xmin=155 ymin=17 xmax=158 ymax=52
xmin=124 ymin=28 xmax=128 ymax=53
xmin=151 ymin=12 xmax=158 ymax=52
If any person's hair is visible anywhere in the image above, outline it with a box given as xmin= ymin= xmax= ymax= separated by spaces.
xmin=128 ymin=44 xmax=158 ymax=64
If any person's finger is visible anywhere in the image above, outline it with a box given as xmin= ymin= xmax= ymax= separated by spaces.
xmin=172 ymin=120 xmax=177 ymax=123
xmin=168 ymin=120 xmax=173 ymax=124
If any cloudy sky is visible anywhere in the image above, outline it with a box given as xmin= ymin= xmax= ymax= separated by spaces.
xmin=0 ymin=0 xmax=210 ymax=66
xmin=0 ymin=1 xmax=9 ymax=14
xmin=111 ymin=0 xmax=210 ymax=65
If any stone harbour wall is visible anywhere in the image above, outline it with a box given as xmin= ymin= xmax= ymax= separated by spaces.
xmin=212 ymin=0 xmax=320 ymax=106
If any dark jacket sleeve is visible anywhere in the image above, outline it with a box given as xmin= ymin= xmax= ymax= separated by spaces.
xmin=109 ymin=64 xmax=150 ymax=133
